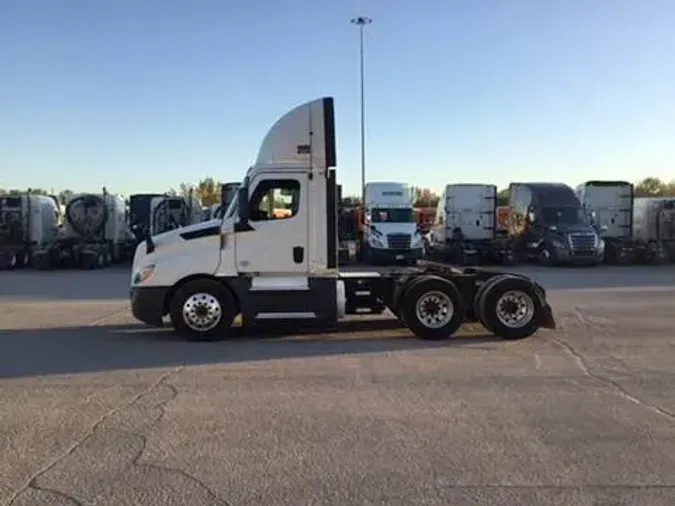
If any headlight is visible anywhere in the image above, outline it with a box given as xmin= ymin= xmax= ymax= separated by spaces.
xmin=133 ymin=264 xmax=156 ymax=285
xmin=411 ymin=234 xmax=422 ymax=246
xmin=551 ymin=239 xmax=565 ymax=248
xmin=597 ymin=239 xmax=605 ymax=252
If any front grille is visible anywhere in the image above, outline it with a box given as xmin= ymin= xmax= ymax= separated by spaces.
xmin=387 ymin=233 xmax=411 ymax=249
xmin=569 ymin=233 xmax=595 ymax=252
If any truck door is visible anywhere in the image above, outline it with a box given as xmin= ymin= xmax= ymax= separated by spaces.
xmin=235 ymin=172 xmax=309 ymax=275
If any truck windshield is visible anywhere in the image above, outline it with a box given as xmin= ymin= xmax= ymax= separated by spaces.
xmin=371 ymin=208 xmax=414 ymax=223
xmin=541 ymin=207 xmax=588 ymax=226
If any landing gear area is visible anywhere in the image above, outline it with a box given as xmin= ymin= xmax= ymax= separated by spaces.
xmin=151 ymin=262 xmax=555 ymax=343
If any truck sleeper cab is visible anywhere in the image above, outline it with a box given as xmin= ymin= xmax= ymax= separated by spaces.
xmin=508 ymin=182 xmax=604 ymax=266
xmin=129 ymin=97 xmax=556 ymax=341
xmin=362 ymin=182 xmax=423 ymax=264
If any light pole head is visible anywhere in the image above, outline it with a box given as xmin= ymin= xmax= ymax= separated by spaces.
xmin=351 ymin=16 xmax=372 ymax=26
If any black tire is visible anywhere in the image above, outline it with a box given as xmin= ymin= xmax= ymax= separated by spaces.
xmin=15 ymin=250 xmax=30 ymax=268
xmin=473 ymin=274 xmax=517 ymax=333
xmin=400 ymin=275 xmax=464 ymax=340
xmin=33 ymin=252 xmax=52 ymax=270
xmin=169 ymin=279 xmax=237 ymax=341
xmin=479 ymin=276 xmax=543 ymax=340
xmin=95 ymin=252 xmax=106 ymax=269
xmin=538 ymin=244 xmax=556 ymax=266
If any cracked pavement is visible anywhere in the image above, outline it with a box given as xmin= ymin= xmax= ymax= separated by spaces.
xmin=1 ymin=266 xmax=674 ymax=505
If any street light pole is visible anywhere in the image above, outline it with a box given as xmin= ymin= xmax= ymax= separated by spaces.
xmin=351 ymin=16 xmax=371 ymax=206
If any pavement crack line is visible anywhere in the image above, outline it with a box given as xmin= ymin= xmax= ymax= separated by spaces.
xmin=434 ymin=484 xmax=675 ymax=491
xmin=109 ymin=427 xmax=231 ymax=506
xmin=28 ymin=484 xmax=84 ymax=506
xmin=549 ymin=336 xmax=675 ymax=422
xmin=4 ymin=367 xmax=184 ymax=506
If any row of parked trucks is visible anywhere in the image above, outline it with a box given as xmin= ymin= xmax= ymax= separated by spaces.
xmin=337 ymin=180 xmax=675 ymax=267
xmin=0 ymin=185 xmax=240 ymax=270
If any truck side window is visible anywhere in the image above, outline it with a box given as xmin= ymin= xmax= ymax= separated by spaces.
xmin=248 ymin=179 xmax=300 ymax=221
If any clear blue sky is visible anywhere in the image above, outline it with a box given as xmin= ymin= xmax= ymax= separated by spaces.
xmin=2 ymin=0 xmax=674 ymax=197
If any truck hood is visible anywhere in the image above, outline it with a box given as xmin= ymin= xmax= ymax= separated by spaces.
xmin=369 ymin=222 xmax=416 ymax=235
xmin=150 ymin=218 xmax=222 ymax=247
xmin=545 ymin=224 xmax=596 ymax=235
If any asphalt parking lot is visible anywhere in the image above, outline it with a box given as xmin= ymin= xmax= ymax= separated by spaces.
xmin=1 ymin=265 xmax=674 ymax=506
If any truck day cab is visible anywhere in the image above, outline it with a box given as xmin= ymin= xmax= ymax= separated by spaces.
xmin=129 ymin=97 xmax=556 ymax=341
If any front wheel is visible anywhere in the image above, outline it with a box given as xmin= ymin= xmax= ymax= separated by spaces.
xmin=169 ymin=279 xmax=237 ymax=341
xmin=538 ymin=244 xmax=556 ymax=266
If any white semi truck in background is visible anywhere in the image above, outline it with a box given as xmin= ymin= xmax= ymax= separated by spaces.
xmin=362 ymin=182 xmax=423 ymax=264
xmin=575 ymin=180 xmax=636 ymax=264
xmin=576 ymin=181 xmax=674 ymax=264
xmin=0 ymin=192 xmax=60 ymax=269
xmin=429 ymin=184 xmax=514 ymax=265
xmin=128 ymin=96 xmax=555 ymax=342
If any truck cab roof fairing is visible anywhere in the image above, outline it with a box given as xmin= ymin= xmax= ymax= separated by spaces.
xmin=254 ymin=97 xmax=336 ymax=170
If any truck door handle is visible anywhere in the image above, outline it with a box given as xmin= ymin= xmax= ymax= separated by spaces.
xmin=293 ymin=246 xmax=304 ymax=264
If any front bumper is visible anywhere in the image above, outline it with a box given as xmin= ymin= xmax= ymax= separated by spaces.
xmin=370 ymin=246 xmax=423 ymax=262
xmin=130 ymin=286 xmax=169 ymax=326
xmin=554 ymin=247 xmax=603 ymax=265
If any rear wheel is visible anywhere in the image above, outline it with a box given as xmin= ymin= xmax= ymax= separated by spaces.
xmin=479 ymin=277 xmax=542 ymax=340
xmin=170 ymin=279 xmax=237 ymax=341
xmin=474 ymin=274 xmax=515 ymax=333
xmin=401 ymin=276 xmax=464 ymax=340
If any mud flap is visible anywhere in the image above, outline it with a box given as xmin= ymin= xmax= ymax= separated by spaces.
xmin=539 ymin=304 xmax=556 ymax=329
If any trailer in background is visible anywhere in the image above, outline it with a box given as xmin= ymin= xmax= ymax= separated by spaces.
xmin=0 ymin=191 xmax=60 ymax=269
xmin=633 ymin=197 xmax=675 ymax=264
xmin=32 ymin=188 xmax=136 ymax=270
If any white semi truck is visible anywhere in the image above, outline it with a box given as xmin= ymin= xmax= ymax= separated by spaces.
xmin=633 ymin=197 xmax=675 ymax=263
xmin=0 ymin=192 xmax=60 ymax=269
xmin=32 ymin=188 xmax=136 ymax=269
xmin=429 ymin=184 xmax=514 ymax=265
xmin=575 ymin=180 xmax=636 ymax=264
xmin=129 ymin=97 xmax=555 ymax=342
xmin=362 ymin=182 xmax=423 ymax=264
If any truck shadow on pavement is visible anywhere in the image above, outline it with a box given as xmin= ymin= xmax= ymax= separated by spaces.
xmin=0 ymin=318 xmax=503 ymax=379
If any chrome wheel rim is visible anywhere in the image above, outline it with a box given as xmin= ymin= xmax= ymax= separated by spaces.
xmin=415 ymin=290 xmax=454 ymax=328
xmin=496 ymin=290 xmax=535 ymax=328
xmin=182 ymin=293 xmax=222 ymax=331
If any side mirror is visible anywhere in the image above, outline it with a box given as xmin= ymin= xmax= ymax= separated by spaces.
xmin=237 ymin=186 xmax=249 ymax=222
xmin=527 ymin=211 xmax=535 ymax=223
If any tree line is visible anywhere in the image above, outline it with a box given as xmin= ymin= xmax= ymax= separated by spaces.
xmin=2 ymin=176 xmax=674 ymax=209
